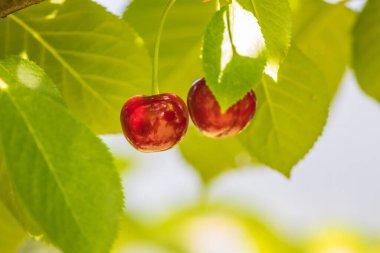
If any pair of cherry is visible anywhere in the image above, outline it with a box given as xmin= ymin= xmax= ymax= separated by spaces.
xmin=120 ymin=78 xmax=257 ymax=152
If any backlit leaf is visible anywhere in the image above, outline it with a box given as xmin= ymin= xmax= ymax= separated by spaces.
xmin=181 ymin=0 xmax=353 ymax=178
xmin=0 ymin=201 xmax=26 ymax=253
xmin=238 ymin=46 xmax=329 ymax=176
xmin=353 ymin=0 xmax=380 ymax=102
xmin=237 ymin=0 xmax=292 ymax=65
xmin=203 ymin=4 xmax=266 ymax=111
xmin=123 ymin=0 xmax=216 ymax=98
xmin=179 ymin=127 xmax=254 ymax=182
xmin=294 ymin=0 xmax=355 ymax=97
xmin=0 ymin=0 xmax=151 ymax=134
xmin=0 ymin=57 xmax=123 ymax=253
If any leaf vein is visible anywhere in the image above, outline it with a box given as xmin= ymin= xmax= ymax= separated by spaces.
xmin=9 ymin=15 xmax=116 ymax=115
xmin=0 ymin=65 xmax=90 ymax=247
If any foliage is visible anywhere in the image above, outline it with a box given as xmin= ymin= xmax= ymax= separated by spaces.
xmin=180 ymin=127 xmax=254 ymax=181
xmin=353 ymin=0 xmax=380 ymax=102
xmin=293 ymin=0 xmax=355 ymax=97
xmin=238 ymin=46 xmax=329 ymax=176
xmin=0 ymin=0 xmax=379 ymax=252
xmin=123 ymin=0 xmax=216 ymax=98
xmin=202 ymin=3 xmax=266 ymax=111
xmin=0 ymin=57 xmax=123 ymax=252
xmin=0 ymin=0 xmax=151 ymax=134
xmin=114 ymin=205 xmax=302 ymax=253
xmin=0 ymin=201 xmax=26 ymax=253
xmin=181 ymin=0 xmax=355 ymax=177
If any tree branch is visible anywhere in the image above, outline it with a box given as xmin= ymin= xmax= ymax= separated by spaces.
xmin=0 ymin=0 xmax=44 ymax=18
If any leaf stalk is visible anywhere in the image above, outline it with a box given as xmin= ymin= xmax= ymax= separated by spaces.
xmin=0 ymin=0 xmax=44 ymax=18
xmin=152 ymin=0 xmax=177 ymax=95
xmin=226 ymin=5 xmax=237 ymax=54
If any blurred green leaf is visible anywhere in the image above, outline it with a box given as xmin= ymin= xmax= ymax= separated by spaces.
xmin=294 ymin=0 xmax=356 ymax=97
xmin=0 ymin=0 xmax=151 ymax=134
xmin=115 ymin=206 xmax=301 ymax=253
xmin=0 ymin=57 xmax=123 ymax=253
xmin=179 ymin=127 xmax=253 ymax=182
xmin=237 ymin=0 xmax=292 ymax=64
xmin=123 ymin=0 xmax=216 ymax=98
xmin=353 ymin=0 xmax=380 ymax=102
xmin=238 ymin=46 xmax=329 ymax=176
xmin=113 ymin=155 xmax=132 ymax=173
xmin=305 ymin=229 xmax=372 ymax=253
xmin=203 ymin=4 xmax=266 ymax=111
xmin=0 ymin=201 xmax=26 ymax=253
xmin=288 ymin=0 xmax=300 ymax=11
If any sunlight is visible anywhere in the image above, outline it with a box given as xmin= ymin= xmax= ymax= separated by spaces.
xmin=232 ymin=3 xmax=265 ymax=59
xmin=17 ymin=64 xmax=42 ymax=90
xmin=19 ymin=50 xmax=28 ymax=59
xmin=315 ymin=246 xmax=358 ymax=253
xmin=182 ymin=214 xmax=259 ymax=253
xmin=220 ymin=2 xmax=266 ymax=81
xmin=50 ymin=0 xmax=66 ymax=4
xmin=264 ymin=60 xmax=280 ymax=81
xmin=0 ymin=78 xmax=8 ymax=90
xmin=220 ymin=23 xmax=234 ymax=78
xmin=311 ymin=231 xmax=365 ymax=253
xmin=45 ymin=10 xmax=58 ymax=20
xmin=135 ymin=36 xmax=144 ymax=47
xmin=27 ymin=232 xmax=44 ymax=241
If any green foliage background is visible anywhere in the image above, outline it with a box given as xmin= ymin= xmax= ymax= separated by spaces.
xmin=0 ymin=0 xmax=379 ymax=252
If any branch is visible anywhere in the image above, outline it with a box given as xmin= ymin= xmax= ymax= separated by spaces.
xmin=0 ymin=0 xmax=44 ymax=18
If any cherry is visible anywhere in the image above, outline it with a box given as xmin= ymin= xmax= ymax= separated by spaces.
xmin=187 ymin=78 xmax=256 ymax=138
xmin=120 ymin=94 xmax=189 ymax=152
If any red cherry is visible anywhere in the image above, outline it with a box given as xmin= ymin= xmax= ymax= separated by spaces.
xmin=187 ymin=78 xmax=256 ymax=138
xmin=120 ymin=94 xmax=189 ymax=152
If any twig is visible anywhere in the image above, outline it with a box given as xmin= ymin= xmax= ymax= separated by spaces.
xmin=0 ymin=0 xmax=44 ymax=18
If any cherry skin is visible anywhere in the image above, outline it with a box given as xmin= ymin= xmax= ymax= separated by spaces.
xmin=120 ymin=94 xmax=189 ymax=152
xmin=187 ymin=78 xmax=256 ymax=138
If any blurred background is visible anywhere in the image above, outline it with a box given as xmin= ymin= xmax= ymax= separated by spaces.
xmin=13 ymin=0 xmax=380 ymax=252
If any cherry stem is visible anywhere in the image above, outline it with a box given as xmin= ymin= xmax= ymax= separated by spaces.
xmin=226 ymin=5 xmax=237 ymax=54
xmin=152 ymin=0 xmax=177 ymax=95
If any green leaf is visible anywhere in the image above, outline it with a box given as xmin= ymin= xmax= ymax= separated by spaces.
xmin=0 ymin=0 xmax=151 ymax=134
xmin=353 ymin=0 xmax=380 ymax=102
xmin=179 ymin=127 xmax=255 ymax=182
xmin=238 ymin=46 xmax=329 ymax=176
xmin=236 ymin=0 xmax=292 ymax=64
xmin=203 ymin=4 xmax=266 ymax=111
xmin=0 ymin=57 xmax=57 ymax=236
xmin=0 ymin=201 xmax=26 ymax=253
xmin=0 ymin=160 xmax=41 ymax=236
xmin=288 ymin=0 xmax=300 ymax=11
xmin=293 ymin=0 xmax=355 ymax=97
xmin=123 ymin=0 xmax=216 ymax=98
xmin=0 ymin=57 xmax=123 ymax=253
xmin=180 ymin=0 xmax=353 ymax=179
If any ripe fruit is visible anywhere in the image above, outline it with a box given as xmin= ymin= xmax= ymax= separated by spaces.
xmin=120 ymin=94 xmax=189 ymax=152
xmin=187 ymin=78 xmax=256 ymax=138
